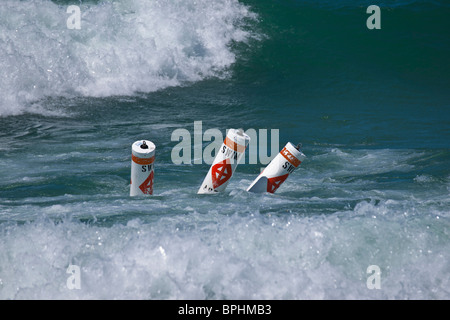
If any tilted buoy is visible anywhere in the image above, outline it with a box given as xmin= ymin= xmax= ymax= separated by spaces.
xmin=198 ymin=128 xmax=250 ymax=194
xmin=247 ymin=142 xmax=305 ymax=193
xmin=130 ymin=140 xmax=156 ymax=196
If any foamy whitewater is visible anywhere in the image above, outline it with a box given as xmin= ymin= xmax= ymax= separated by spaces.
xmin=0 ymin=0 xmax=257 ymax=116
xmin=1 ymin=0 xmax=449 ymax=300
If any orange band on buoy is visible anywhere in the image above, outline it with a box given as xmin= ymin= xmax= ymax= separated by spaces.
xmin=280 ymin=147 xmax=301 ymax=167
xmin=132 ymin=154 xmax=155 ymax=165
xmin=224 ymin=137 xmax=246 ymax=153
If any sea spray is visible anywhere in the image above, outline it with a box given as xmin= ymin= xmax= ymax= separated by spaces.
xmin=0 ymin=0 xmax=258 ymax=116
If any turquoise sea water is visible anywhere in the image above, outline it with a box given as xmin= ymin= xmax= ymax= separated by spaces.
xmin=0 ymin=0 xmax=449 ymax=299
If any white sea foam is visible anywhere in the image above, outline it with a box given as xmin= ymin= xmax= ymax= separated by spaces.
xmin=0 ymin=204 xmax=448 ymax=299
xmin=0 ymin=0 xmax=258 ymax=116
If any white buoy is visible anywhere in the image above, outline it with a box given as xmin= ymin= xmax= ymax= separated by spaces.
xmin=130 ymin=140 xmax=156 ymax=196
xmin=198 ymin=128 xmax=250 ymax=194
xmin=247 ymin=142 xmax=305 ymax=193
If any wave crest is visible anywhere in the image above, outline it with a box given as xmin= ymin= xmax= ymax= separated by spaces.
xmin=0 ymin=0 xmax=258 ymax=116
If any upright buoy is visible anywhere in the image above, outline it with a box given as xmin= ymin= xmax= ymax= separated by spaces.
xmin=247 ymin=142 xmax=305 ymax=193
xmin=198 ymin=128 xmax=250 ymax=194
xmin=130 ymin=140 xmax=156 ymax=196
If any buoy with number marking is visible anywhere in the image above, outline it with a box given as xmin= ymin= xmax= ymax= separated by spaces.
xmin=198 ymin=128 xmax=250 ymax=194
xmin=247 ymin=142 xmax=305 ymax=193
xmin=130 ymin=140 xmax=156 ymax=196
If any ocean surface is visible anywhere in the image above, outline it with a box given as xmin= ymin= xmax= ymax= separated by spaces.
xmin=0 ymin=0 xmax=449 ymax=299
